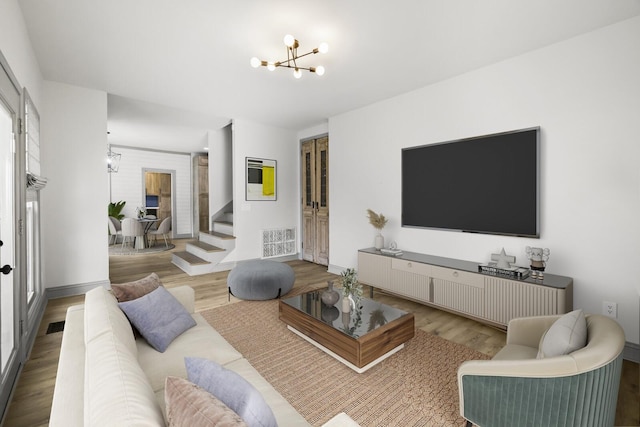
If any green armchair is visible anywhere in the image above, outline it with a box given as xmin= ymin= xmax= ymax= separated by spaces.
xmin=457 ymin=313 xmax=625 ymax=427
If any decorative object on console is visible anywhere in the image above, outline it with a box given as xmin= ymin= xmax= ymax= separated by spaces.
xmin=251 ymin=35 xmax=328 ymax=79
xmin=526 ymin=246 xmax=550 ymax=279
xmin=381 ymin=248 xmax=403 ymax=256
xmin=340 ymin=268 xmax=362 ymax=313
xmin=321 ymin=280 xmax=340 ymax=307
xmin=479 ymin=248 xmax=529 ymax=279
xmin=367 ymin=209 xmax=388 ymax=250
xmin=492 ymin=248 xmax=515 ymax=269
xmin=478 ymin=264 xmax=529 ymax=279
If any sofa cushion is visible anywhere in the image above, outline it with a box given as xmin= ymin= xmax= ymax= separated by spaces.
xmin=84 ymin=286 xmax=137 ymax=356
xmin=537 ymin=309 xmax=587 ymax=358
xmin=85 ymin=331 xmax=164 ymax=426
xmin=110 ymin=272 xmax=162 ymax=302
xmin=138 ymin=314 xmax=244 ymax=392
xmin=186 ymin=357 xmax=278 ymax=427
xmin=119 ymin=286 xmax=196 ymax=353
xmin=165 ymin=376 xmax=248 ymax=427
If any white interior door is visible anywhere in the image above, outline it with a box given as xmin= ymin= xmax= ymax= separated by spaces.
xmin=0 ymin=98 xmax=16 ymax=377
xmin=0 ymin=57 xmax=21 ymax=421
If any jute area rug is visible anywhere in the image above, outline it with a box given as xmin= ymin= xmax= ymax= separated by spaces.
xmin=200 ymin=291 xmax=490 ymax=427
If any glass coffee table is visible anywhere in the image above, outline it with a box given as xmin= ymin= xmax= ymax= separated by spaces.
xmin=279 ymin=289 xmax=415 ymax=373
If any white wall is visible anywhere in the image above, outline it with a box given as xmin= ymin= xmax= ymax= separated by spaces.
xmin=329 ymin=17 xmax=640 ymax=345
xmin=298 ymin=122 xmax=328 ymax=141
xmin=0 ymin=0 xmax=43 ymax=108
xmin=209 ymin=125 xmax=233 ymax=221
xmin=109 ymin=146 xmax=192 ymax=237
xmin=229 ymin=119 xmax=299 ymax=261
xmin=40 ymin=81 xmax=109 ymax=289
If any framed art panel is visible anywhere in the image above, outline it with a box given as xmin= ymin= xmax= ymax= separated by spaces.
xmin=246 ymin=157 xmax=277 ymax=201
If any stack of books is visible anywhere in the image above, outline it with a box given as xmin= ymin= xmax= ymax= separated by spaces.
xmin=380 ymin=248 xmax=403 ymax=256
xmin=478 ymin=263 xmax=530 ymax=279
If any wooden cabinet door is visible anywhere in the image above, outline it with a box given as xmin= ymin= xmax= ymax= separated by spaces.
xmin=301 ymin=136 xmax=329 ymax=265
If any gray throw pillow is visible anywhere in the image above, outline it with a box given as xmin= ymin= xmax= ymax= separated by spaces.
xmin=185 ymin=357 xmax=278 ymax=427
xmin=119 ymin=286 xmax=196 ymax=352
xmin=537 ymin=309 xmax=587 ymax=358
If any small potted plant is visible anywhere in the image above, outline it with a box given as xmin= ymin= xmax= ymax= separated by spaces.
xmin=367 ymin=209 xmax=388 ymax=250
xmin=340 ymin=268 xmax=362 ymax=313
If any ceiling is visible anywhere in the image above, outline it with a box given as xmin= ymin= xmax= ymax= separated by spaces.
xmin=18 ymin=0 xmax=640 ymax=153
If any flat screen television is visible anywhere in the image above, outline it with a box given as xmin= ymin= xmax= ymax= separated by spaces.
xmin=401 ymin=127 xmax=540 ymax=238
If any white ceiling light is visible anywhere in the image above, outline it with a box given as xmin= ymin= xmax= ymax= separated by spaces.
xmin=251 ymin=35 xmax=328 ymax=78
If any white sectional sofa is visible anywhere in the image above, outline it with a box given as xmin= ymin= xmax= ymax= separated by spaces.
xmin=49 ymin=285 xmax=356 ymax=426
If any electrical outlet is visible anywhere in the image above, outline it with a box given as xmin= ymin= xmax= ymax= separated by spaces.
xmin=602 ymin=301 xmax=617 ymax=318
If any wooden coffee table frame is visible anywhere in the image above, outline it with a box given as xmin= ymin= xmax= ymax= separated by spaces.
xmin=279 ymin=295 xmax=415 ymax=373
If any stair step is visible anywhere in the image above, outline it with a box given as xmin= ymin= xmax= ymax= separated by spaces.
xmin=187 ymin=240 xmax=224 ymax=252
xmin=204 ymin=231 xmax=236 ymax=240
xmin=172 ymin=251 xmax=209 ymax=265
xmin=214 ymin=220 xmax=233 ymax=226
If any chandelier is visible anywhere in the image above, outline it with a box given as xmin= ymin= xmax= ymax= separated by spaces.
xmin=107 ymin=145 xmax=121 ymax=173
xmin=251 ymin=35 xmax=328 ymax=79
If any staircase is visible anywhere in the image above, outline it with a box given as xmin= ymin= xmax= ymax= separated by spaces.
xmin=172 ymin=212 xmax=236 ymax=276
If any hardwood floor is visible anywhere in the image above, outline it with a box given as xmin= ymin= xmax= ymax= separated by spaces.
xmin=3 ymin=239 xmax=639 ymax=426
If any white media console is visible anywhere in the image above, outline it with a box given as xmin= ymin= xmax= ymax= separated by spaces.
xmin=358 ymin=248 xmax=573 ymax=330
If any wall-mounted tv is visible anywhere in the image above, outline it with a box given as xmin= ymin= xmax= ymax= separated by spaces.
xmin=401 ymin=127 xmax=540 ymax=238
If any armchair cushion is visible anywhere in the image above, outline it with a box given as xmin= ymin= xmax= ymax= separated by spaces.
xmin=537 ymin=309 xmax=587 ymax=358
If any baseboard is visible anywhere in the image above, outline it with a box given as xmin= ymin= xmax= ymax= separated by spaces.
xmin=623 ymin=341 xmax=639 ymax=363
xmin=46 ymin=279 xmax=110 ymax=299
xmin=327 ymin=263 xmax=346 ymax=275
xmin=24 ymin=293 xmax=47 ymax=358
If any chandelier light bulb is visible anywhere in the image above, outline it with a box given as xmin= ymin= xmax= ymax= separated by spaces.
xmin=293 ymin=68 xmax=302 ymax=79
xmin=250 ymin=57 xmax=261 ymax=68
xmin=283 ymin=34 xmax=295 ymax=47
xmin=318 ymin=42 xmax=329 ymax=54
xmin=267 ymin=62 xmax=276 ymax=71
xmin=315 ymin=65 xmax=325 ymax=76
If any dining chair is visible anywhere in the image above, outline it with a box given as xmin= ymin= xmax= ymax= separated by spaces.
xmin=108 ymin=216 xmax=122 ymax=245
xmin=149 ymin=216 xmax=171 ymax=247
xmin=121 ymin=218 xmax=144 ymax=250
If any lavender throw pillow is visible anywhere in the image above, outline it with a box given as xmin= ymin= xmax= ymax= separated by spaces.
xmin=119 ymin=286 xmax=196 ymax=352
xmin=185 ymin=357 xmax=278 ymax=427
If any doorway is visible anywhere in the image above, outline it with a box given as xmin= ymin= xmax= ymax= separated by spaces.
xmin=301 ymin=136 xmax=329 ymax=266
xmin=143 ymin=170 xmax=173 ymax=228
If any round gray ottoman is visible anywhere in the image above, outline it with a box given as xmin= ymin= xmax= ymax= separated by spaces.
xmin=227 ymin=260 xmax=295 ymax=300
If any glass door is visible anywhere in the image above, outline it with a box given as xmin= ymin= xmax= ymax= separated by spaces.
xmin=0 ymin=98 xmax=16 ymax=381
xmin=0 ymin=56 xmax=21 ymax=421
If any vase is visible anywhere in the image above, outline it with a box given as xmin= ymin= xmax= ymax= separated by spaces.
xmin=374 ymin=233 xmax=384 ymax=250
xmin=341 ymin=294 xmax=355 ymax=313
xmin=321 ymin=281 xmax=340 ymax=307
